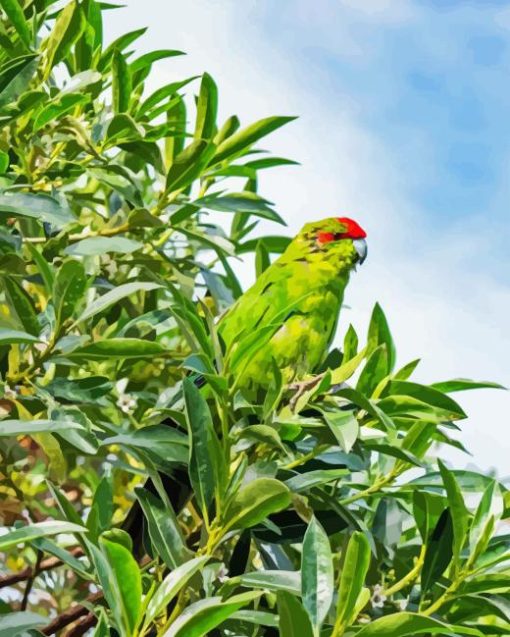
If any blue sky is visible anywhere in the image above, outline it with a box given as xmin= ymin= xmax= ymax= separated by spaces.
xmin=112 ymin=0 xmax=510 ymax=473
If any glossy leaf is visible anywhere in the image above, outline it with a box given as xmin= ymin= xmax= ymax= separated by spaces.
xmin=278 ymin=591 xmax=314 ymax=637
xmin=97 ymin=536 xmax=142 ymax=636
xmin=355 ymin=612 xmax=458 ymax=637
xmin=0 ymin=191 xmax=74 ymax=226
xmin=75 ymin=281 xmax=160 ymax=323
xmin=0 ymin=612 xmax=46 ymax=636
xmin=2 ymin=276 xmax=40 ymax=335
xmin=66 ymin=338 xmax=168 ymax=360
xmin=53 ymin=260 xmax=88 ymax=330
xmin=183 ymin=377 xmax=225 ymax=517
xmin=421 ymin=508 xmax=454 ymax=593
xmin=144 ymin=557 xmax=209 ymax=627
xmin=163 ymin=591 xmax=262 ymax=637
xmin=222 ymin=478 xmax=291 ymax=532
xmin=212 ymin=115 xmax=296 ymax=164
xmin=112 ymin=48 xmax=132 ymax=113
xmin=65 ymin=236 xmax=143 ymax=256
xmin=194 ymin=72 xmax=217 ymax=140
xmin=301 ymin=517 xmax=334 ymax=635
xmin=438 ymin=459 xmax=470 ymax=570
xmin=0 ymin=419 xmax=85 ymax=436
xmin=0 ymin=0 xmax=32 ymax=48
xmin=0 ymin=520 xmax=87 ymax=550
xmin=135 ymin=487 xmax=191 ymax=569
xmin=336 ymin=531 xmax=371 ymax=629
xmin=0 ymin=329 xmax=41 ymax=345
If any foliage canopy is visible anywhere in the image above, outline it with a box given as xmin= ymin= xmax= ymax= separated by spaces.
xmin=0 ymin=2 xmax=508 ymax=636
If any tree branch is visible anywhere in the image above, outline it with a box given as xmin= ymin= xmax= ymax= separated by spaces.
xmin=0 ymin=547 xmax=84 ymax=590
xmin=41 ymin=592 xmax=103 ymax=636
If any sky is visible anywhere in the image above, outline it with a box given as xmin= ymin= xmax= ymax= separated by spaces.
xmin=106 ymin=0 xmax=510 ymax=475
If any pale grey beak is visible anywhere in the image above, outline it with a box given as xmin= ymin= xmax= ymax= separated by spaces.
xmin=353 ymin=238 xmax=367 ymax=265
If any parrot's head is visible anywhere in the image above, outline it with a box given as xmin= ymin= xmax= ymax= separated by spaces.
xmin=297 ymin=217 xmax=368 ymax=268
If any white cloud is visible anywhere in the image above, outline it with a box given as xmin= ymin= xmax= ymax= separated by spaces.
xmin=113 ymin=0 xmax=510 ymax=474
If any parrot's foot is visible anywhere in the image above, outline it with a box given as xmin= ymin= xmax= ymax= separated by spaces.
xmin=288 ymin=373 xmax=326 ymax=411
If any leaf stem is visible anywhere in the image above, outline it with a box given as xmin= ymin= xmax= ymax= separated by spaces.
xmin=383 ymin=545 xmax=426 ymax=597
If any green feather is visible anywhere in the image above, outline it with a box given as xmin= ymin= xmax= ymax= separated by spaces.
xmin=219 ymin=219 xmax=363 ymax=393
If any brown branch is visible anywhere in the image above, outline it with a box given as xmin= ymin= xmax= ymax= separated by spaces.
xmin=63 ymin=612 xmax=97 ymax=637
xmin=0 ymin=547 xmax=84 ymax=590
xmin=41 ymin=592 xmax=103 ymax=636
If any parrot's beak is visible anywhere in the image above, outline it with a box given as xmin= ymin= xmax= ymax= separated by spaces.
xmin=353 ymin=238 xmax=367 ymax=265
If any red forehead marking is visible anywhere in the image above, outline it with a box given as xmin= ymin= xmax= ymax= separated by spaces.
xmin=337 ymin=217 xmax=367 ymax=239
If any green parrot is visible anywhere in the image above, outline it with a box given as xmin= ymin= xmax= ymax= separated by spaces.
xmin=218 ymin=216 xmax=367 ymax=394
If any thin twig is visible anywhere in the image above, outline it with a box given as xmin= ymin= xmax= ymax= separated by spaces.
xmin=20 ymin=549 xmax=43 ymax=610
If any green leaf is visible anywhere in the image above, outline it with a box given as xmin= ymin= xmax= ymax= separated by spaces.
xmin=65 ymin=236 xmax=143 ymax=256
xmin=183 ymin=378 xmax=225 ymax=518
xmin=53 ymin=259 xmax=88 ymax=330
xmin=0 ymin=191 xmax=74 ymax=226
xmin=195 ymin=191 xmax=284 ymax=223
xmin=0 ymin=55 xmax=38 ymax=109
xmin=0 ymin=419 xmax=85 ymax=436
xmin=98 ymin=536 xmax=142 ymax=637
xmin=166 ymin=140 xmax=217 ymax=192
xmin=438 ymin=459 xmax=470 ymax=570
xmin=255 ymin=239 xmax=271 ymax=277
xmin=0 ymin=0 xmax=32 ymax=48
xmin=194 ymin=72 xmax=218 ymax=140
xmin=130 ymin=49 xmax=184 ymax=74
xmin=237 ymin=234 xmax=292 ymax=255
xmin=34 ymin=93 xmax=88 ymax=130
xmin=421 ymin=508 xmax=454 ymax=593
xmin=388 ymin=381 xmax=467 ymax=419
xmin=367 ymin=303 xmax=396 ymax=371
xmin=43 ymin=1 xmax=85 ymax=76
xmin=431 ymin=378 xmax=506 ymax=393
xmin=27 ymin=243 xmax=54 ymax=291
xmin=236 ymin=570 xmax=301 ymax=595
xmin=278 ymin=591 xmax=314 ymax=637
xmin=301 ymin=517 xmax=334 ymax=635
xmin=0 ymin=150 xmax=8 ymax=173
xmin=112 ymin=48 xmax=132 ymax=114
xmin=212 ymin=115 xmax=296 ymax=164
xmin=355 ymin=612 xmax=457 ymax=637
xmin=223 ymin=478 xmax=291 ymax=532
xmin=0 ymin=611 xmax=46 ymax=637
xmin=0 ymin=329 xmax=41 ymax=345
xmin=135 ymin=487 xmax=191 ymax=570
xmin=284 ymin=469 xmax=349 ymax=493
xmin=101 ymin=426 xmax=188 ymax=464
xmin=162 ymin=591 xmax=262 ymax=637
xmin=98 ymin=27 xmax=147 ymax=72
xmin=335 ymin=531 xmax=371 ymax=629
xmin=470 ymin=481 xmax=502 ymax=554
xmin=137 ymin=76 xmax=198 ymax=116
xmin=66 ymin=338 xmax=168 ymax=360
xmin=2 ymin=276 xmax=40 ymax=335
xmin=321 ymin=409 xmax=359 ymax=453
xmin=75 ymin=281 xmax=161 ymax=323
xmin=144 ymin=557 xmax=209 ymax=628
xmin=356 ymin=344 xmax=389 ymax=397
xmin=0 ymin=520 xmax=87 ymax=551
xmin=87 ymin=476 xmax=113 ymax=543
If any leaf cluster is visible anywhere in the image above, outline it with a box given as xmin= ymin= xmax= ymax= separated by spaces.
xmin=0 ymin=2 xmax=508 ymax=636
